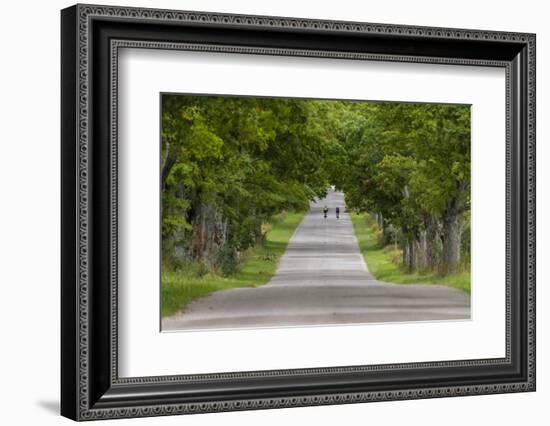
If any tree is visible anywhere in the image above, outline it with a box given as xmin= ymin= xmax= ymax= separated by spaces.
xmin=161 ymin=95 xmax=470 ymax=277
xmin=335 ymin=102 xmax=470 ymax=274
xmin=161 ymin=95 xmax=340 ymax=272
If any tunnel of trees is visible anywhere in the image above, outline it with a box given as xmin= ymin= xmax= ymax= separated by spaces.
xmin=161 ymin=94 xmax=470 ymax=277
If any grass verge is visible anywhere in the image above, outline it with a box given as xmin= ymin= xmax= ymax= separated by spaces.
xmin=350 ymin=212 xmax=470 ymax=293
xmin=161 ymin=211 xmax=306 ymax=317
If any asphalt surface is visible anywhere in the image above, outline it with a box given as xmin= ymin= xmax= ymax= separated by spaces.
xmin=163 ymin=191 xmax=470 ymax=331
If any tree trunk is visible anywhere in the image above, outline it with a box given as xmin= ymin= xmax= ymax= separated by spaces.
xmin=442 ymin=212 xmax=462 ymax=274
xmin=378 ymin=213 xmax=384 ymax=229
xmin=409 ymin=238 xmax=417 ymax=272
xmin=415 ymin=230 xmax=428 ymax=272
xmin=193 ymin=207 xmax=206 ymax=261
xmin=191 ymin=203 xmax=229 ymax=267
xmin=403 ymin=236 xmax=416 ymax=273
xmin=425 ymin=215 xmax=440 ymax=270
xmin=161 ymin=142 xmax=177 ymax=190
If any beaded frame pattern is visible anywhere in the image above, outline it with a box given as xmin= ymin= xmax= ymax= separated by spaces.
xmin=74 ymin=4 xmax=535 ymax=420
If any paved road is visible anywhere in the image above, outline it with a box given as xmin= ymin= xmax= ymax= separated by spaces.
xmin=163 ymin=191 xmax=470 ymax=331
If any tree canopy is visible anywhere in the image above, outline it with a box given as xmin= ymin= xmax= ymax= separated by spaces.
xmin=161 ymin=94 xmax=470 ymax=275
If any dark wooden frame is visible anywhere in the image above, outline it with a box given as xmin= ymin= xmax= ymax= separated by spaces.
xmin=61 ymin=3 xmax=536 ymax=421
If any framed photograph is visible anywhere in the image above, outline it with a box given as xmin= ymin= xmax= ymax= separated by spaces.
xmin=61 ymin=4 xmax=536 ymax=421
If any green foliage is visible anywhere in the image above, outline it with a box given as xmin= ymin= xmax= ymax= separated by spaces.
xmin=335 ymin=102 xmax=471 ymax=273
xmin=217 ymin=247 xmax=239 ymax=276
xmin=161 ymin=96 xmax=335 ymax=261
xmin=161 ymin=94 xmax=471 ymax=288
xmin=338 ymin=102 xmax=470 ymax=224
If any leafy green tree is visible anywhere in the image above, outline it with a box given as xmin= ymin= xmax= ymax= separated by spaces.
xmin=335 ymin=102 xmax=470 ymax=273
xmin=161 ymin=95 xmax=470 ymax=277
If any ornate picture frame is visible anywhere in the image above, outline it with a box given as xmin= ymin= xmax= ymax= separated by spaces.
xmin=61 ymin=4 xmax=535 ymax=421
